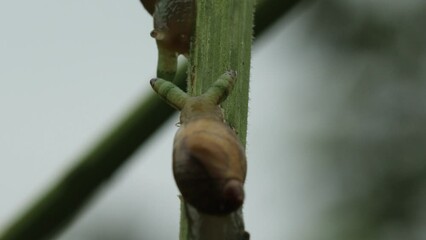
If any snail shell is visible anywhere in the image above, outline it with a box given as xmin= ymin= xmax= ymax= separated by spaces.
xmin=140 ymin=0 xmax=195 ymax=55
xmin=173 ymin=117 xmax=247 ymax=215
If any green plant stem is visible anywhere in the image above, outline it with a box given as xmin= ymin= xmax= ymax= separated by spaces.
xmin=178 ymin=0 xmax=254 ymax=239
xmin=0 ymin=1 xmax=306 ymax=239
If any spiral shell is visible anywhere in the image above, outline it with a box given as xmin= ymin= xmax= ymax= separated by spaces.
xmin=173 ymin=117 xmax=247 ymax=215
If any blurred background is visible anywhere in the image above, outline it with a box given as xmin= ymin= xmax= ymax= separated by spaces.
xmin=1 ymin=0 xmax=426 ymax=239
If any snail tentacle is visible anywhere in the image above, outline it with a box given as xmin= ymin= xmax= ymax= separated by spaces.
xmin=156 ymin=42 xmax=178 ymax=81
xmin=203 ymin=70 xmax=238 ymax=104
xmin=140 ymin=0 xmax=195 ymax=81
xmin=150 ymin=77 xmax=189 ymax=110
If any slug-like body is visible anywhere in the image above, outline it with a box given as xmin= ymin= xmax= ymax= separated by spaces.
xmin=141 ymin=0 xmax=195 ymax=80
xmin=151 ymin=0 xmax=195 ymax=55
xmin=150 ymin=71 xmax=247 ymax=214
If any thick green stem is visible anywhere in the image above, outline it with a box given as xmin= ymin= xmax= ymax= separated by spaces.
xmin=190 ymin=0 xmax=254 ymax=144
xmin=179 ymin=0 xmax=254 ymax=239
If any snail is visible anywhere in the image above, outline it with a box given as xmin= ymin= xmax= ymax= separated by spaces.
xmin=150 ymin=70 xmax=247 ymax=214
xmin=140 ymin=0 xmax=196 ymax=81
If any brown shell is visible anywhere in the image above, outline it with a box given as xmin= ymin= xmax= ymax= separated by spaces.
xmin=173 ymin=118 xmax=247 ymax=215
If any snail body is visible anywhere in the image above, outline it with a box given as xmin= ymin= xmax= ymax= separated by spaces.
xmin=150 ymin=71 xmax=247 ymax=214
xmin=140 ymin=0 xmax=156 ymax=15
xmin=140 ymin=0 xmax=196 ymax=80
xmin=152 ymin=0 xmax=195 ymax=55
xmin=141 ymin=0 xmax=195 ymax=54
